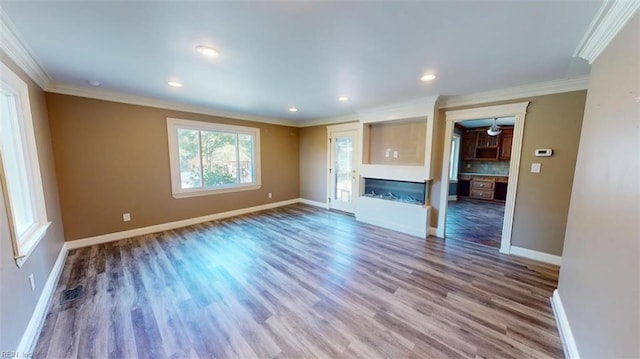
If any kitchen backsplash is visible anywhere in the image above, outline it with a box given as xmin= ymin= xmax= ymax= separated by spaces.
xmin=461 ymin=160 xmax=510 ymax=175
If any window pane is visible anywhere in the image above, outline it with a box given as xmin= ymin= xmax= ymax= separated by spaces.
xmin=334 ymin=137 xmax=353 ymax=203
xmin=177 ymin=129 xmax=202 ymax=188
xmin=0 ymin=93 xmax=35 ymax=237
xmin=201 ymin=131 xmax=237 ymax=186
xmin=238 ymin=134 xmax=254 ymax=184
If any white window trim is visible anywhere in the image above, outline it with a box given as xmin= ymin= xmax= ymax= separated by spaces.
xmin=449 ymin=133 xmax=461 ymax=182
xmin=166 ymin=117 xmax=261 ymax=198
xmin=0 ymin=62 xmax=51 ymax=268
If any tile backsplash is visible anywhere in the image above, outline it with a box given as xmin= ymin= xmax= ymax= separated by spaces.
xmin=461 ymin=160 xmax=510 ymax=175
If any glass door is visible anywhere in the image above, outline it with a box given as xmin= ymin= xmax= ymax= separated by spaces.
xmin=329 ymin=130 xmax=357 ymax=213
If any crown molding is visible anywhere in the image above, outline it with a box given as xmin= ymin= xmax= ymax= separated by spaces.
xmin=574 ymin=0 xmax=640 ymax=64
xmin=297 ymin=114 xmax=358 ymax=128
xmin=46 ymin=82 xmax=300 ymax=127
xmin=439 ymin=76 xmax=589 ymax=109
xmin=357 ymin=96 xmax=440 ymax=121
xmin=0 ymin=9 xmax=52 ymax=89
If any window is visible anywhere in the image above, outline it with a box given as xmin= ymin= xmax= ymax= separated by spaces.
xmin=167 ymin=118 xmax=261 ymax=198
xmin=0 ymin=62 xmax=50 ymax=267
xmin=449 ymin=133 xmax=461 ymax=181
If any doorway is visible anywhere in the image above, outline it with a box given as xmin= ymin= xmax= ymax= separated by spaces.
xmin=327 ymin=124 xmax=359 ymax=214
xmin=445 ymin=118 xmax=513 ymax=248
xmin=438 ymin=102 xmax=529 ymax=254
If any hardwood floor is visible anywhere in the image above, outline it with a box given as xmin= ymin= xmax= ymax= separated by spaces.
xmin=445 ymin=198 xmax=506 ymax=248
xmin=35 ymin=204 xmax=562 ymax=358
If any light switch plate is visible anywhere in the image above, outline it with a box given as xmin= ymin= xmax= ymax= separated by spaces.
xmin=123 ymin=213 xmax=131 ymax=222
xmin=531 ymin=163 xmax=541 ymax=173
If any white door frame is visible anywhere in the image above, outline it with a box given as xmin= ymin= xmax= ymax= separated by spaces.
xmin=327 ymin=123 xmax=360 ymax=213
xmin=437 ymin=102 xmax=529 ymax=254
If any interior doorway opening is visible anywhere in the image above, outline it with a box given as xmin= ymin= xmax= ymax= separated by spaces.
xmin=444 ymin=117 xmax=513 ymax=248
xmin=437 ymin=102 xmax=529 ymax=254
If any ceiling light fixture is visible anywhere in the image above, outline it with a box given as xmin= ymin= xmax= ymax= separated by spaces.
xmin=289 ymin=107 xmax=298 ymax=112
xmin=88 ymin=80 xmax=100 ymax=87
xmin=195 ymin=45 xmax=220 ymax=58
xmin=421 ymin=74 xmax=437 ymax=82
xmin=487 ymin=118 xmax=502 ymax=136
xmin=338 ymin=96 xmax=349 ymax=102
xmin=167 ymin=81 xmax=183 ymax=88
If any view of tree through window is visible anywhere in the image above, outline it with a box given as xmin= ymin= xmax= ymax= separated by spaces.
xmin=177 ymin=129 xmax=254 ymax=189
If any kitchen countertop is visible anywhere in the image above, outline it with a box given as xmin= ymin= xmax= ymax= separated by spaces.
xmin=459 ymin=173 xmax=509 ymax=177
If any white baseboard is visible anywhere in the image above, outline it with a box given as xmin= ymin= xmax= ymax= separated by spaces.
xmin=509 ymin=246 xmax=562 ymax=266
xmin=299 ymin=198 xmax=328 ymax=209
xmin=447 ymin=195 xmax=458 ymax=201
xmin=67 ymin=198 xmax=300 ymax=250
xmin=551 ymin=289 xmax=580 ymax=359
xmin=16 ymin=242 xmax=68 ymax=354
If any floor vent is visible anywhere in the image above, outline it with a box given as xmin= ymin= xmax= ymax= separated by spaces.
xmin=61 ymin=285 xmax=84 ymax=304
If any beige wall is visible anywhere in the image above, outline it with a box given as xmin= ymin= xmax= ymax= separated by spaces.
xmin=46 ymin=94 xmax=300 ymax=241
xmin=299 ymin=125 xmax=328 ymax=203
xmin=0 ymin=52 xmax=65 ymax=350
xmin=367 ymin=120 xmax=427 ymax=165
xmin=558 ymin=14 xmax=639 ymax=358
xmin=431 ymin=91 xmax=586 ymax=255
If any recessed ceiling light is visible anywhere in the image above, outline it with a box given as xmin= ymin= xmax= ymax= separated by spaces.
xmin=289 ymin=107 xmax=298 ymax=112
xmin=167 ymin=81 xmax=183 ymax=88
xmin=195 ymin=45 xmax=220 ymax=58
xmin=421 ymin=74 xmax=437 ymax=82
xmin=338 ymin=96 xmax=349 ymax=102
xmin=88 ymin=80 xmax=100 ymax=87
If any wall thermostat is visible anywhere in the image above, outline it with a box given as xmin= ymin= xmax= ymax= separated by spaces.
xmin=535 ymin=149 xmax=553 ymax=157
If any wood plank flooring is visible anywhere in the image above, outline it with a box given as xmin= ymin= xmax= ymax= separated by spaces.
xmin=35 ymin=204 xmax=562 ymax=358
xmin=446 ymin=198 xmax=506 ymax=248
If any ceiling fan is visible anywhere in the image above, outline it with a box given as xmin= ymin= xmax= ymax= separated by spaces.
xmin=487 ymin=118 xmax=502 ymax=136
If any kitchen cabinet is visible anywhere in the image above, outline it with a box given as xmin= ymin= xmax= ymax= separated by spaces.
xmin=458 ymin=175 xmax=508 ymax=201
xmin=470 ymin=177 xmax=495 ymax=200
xmin=462 ymin=132 xmax=477 ymax=160
xmin=461 ymin=127 xmax=513 ymax=161
xmin=500 ymin=128 xmax=513 ymax=160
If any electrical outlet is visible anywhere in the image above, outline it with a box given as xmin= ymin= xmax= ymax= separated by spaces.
xmin=393 ymin=151 xmax=399 ymax=158
xmin=123 ymin=213 xmax=131 ymax=222
xmin=268 ymin=193 xmax=272 ymax=198
xmin=28 ymin=273 xmax=35 ymax=291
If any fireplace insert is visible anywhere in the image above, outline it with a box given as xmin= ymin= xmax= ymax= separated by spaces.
xmin=362 ymin=178 xmax=426 ymax=205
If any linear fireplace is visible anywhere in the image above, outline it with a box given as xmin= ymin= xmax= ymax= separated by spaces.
xmin=362 ymin=178 xmax=426 ymax=205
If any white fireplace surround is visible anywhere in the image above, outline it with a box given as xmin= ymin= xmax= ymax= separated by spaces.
xmin=354 ymin=96 xmax=439 ymax=237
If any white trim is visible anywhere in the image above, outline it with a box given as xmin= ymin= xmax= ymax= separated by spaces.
xmin=16 ymin=242 xmax=68 ymax=354
xmin=299 ymin=198 xmax=329 ymax=209
xmin=438 ymin=102 xmax=529 ymax=254
xmin=447 ymin=195 xmax=457 ymax=201
xmin=551 ymin=289 xmax=581 ymax=359
xmin=510 ymin=246 xmax=562 ymax=266
xmin=439 ymin=77 xmax=588 ymax=109
xmin=0 ymin=61 xmax=51 ymax=267
xmin=65 ymin=199 xmax=299 ymax=249
xmin=357 ymin=96 xmax=440 ymax=124
xmin=326 ymin=123 xmax=360 ymax=214
xmin=298 ymin=114 xmax=358 ymax=128
xmin=47 ymin=82 xmax=299 ymax=127
xmin=0 ymin=9 xmax=52 ymax=89
xmin=574 ymin=0 xmax=640 ymax=64
xmin=166 ymin=117 xmax=262 ymax=198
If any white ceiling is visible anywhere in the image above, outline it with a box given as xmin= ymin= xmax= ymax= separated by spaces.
xmin=1 ymin=1 xmax=601 ymax=123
